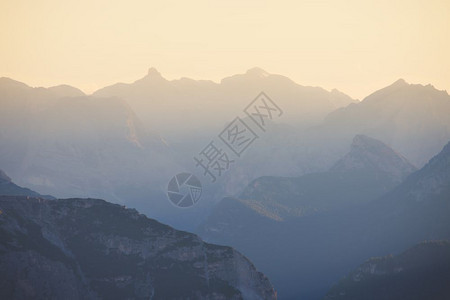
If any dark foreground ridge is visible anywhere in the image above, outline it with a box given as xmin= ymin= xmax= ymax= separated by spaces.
xmin=0 ymin=196 xmax=276 ymax=300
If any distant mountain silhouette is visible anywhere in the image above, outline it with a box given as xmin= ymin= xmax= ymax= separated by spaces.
xmin=311 ymin=79 xmax=450 ymax=167
xmin=93 ymin=67 xmax=357 ymax=138
xmin=199 ymin=135 xmax=415 ymax=226
xmin=207 ymin=78 xmax=450 ymax=198
xmin=0 ymin=77 xmax=84 ymax=99
xmin=47 ymin=84 xmax=85 ymax=98
xmin=2 ymin=73 xmax=450 ymax=230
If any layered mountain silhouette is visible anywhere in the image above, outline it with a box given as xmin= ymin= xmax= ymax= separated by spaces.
xmin=197 ymin=139 xmax=450 ymax=299
xmin=2 ymin=72 xmax=450 ymax=232
xmin=308 ymin=79 xmax=450 ymax=168
xmin=325 ymin=240 xmax=450 ymax=300
xmin=1 ymin=69 xmax=450 ymax=299
xmin=199 ymin=135 xmax=415 ymax=225
xmin=93 ymin=67 xmax=357 ymax=139
xmin=194 ymin=78 xmax=450 ymax=197
xmin=0 ymin=77 xmax=191 ymax=228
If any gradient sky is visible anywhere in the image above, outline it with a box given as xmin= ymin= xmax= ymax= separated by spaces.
xmin=1 ymin=0 xmax=449 ymax=99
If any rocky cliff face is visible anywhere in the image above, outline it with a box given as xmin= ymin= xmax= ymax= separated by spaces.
xmin=0 ymin=197 xmax=276 ymax=300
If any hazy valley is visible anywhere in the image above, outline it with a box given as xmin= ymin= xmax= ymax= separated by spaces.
xmin=1 ymin=69 xmax=449 ymax=299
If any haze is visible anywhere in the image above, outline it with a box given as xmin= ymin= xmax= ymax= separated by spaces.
xmin=1 ymin=0 xmax=449 ymax=99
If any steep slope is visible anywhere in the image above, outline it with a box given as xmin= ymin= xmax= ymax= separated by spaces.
xmin=0 ymin=169 xmax=53 ymax=199
xmin=324 ymin=241 xmax=450 ymax=300
xmin=0 ymin=196 xmax=276 ymax=299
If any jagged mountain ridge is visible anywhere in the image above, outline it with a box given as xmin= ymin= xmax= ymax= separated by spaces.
xmin=310 ymin=79 xmax=450 ymax=167
xmin=202 ymin=78 xmax=450 ymax=199
xmin=2 ymin=74 xmax=449 ymax=231
xmin=93 ymin=67 xmax=357 ymax=138
xmin=0 ymin=196 xmax=276 ymax=300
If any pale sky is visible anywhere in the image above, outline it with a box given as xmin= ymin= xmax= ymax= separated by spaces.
xmin=1 ymin=0 xmax=449 ymax=99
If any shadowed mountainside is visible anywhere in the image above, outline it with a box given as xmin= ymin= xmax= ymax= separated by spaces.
xmin=0 ymin=196 xmax=276 ymax=300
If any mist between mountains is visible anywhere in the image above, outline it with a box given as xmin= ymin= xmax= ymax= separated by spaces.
xmin=166 ymin=92 xmax=283 ymax=208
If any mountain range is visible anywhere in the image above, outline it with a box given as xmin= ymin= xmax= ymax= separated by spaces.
xmin=197 ymin=138 xmax=450 ymax=299
xmin=1 ymin=69 xmax=450 ymax=232
xmin=1 ymin=68 xmax=450 ymax=299
xmin=307 ymin=79 xmax=450 ymax=168
xmin=93 ymin=67 xmax=357 ymax=139
xmin=199 ymin=134 xmax=416 ymax=227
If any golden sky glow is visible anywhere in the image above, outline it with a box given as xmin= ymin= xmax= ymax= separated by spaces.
xmin=1 ymin=0 xmax=449 ymax=99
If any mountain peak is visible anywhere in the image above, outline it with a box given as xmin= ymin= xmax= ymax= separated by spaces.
xmin=147 ymin=67 xmax=162 ymax=77
xmin=391 ymin=78 xmax=408 ymax=87
xmin=147 ymin=67 xmax=161 ymax=77
xmin=246 ymin=67 xmax=270 ymax=78
xmin=134 ymin=67 xmax=166 ymax=84
xmin=330 ymin=135 xmax=416 ymax=182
